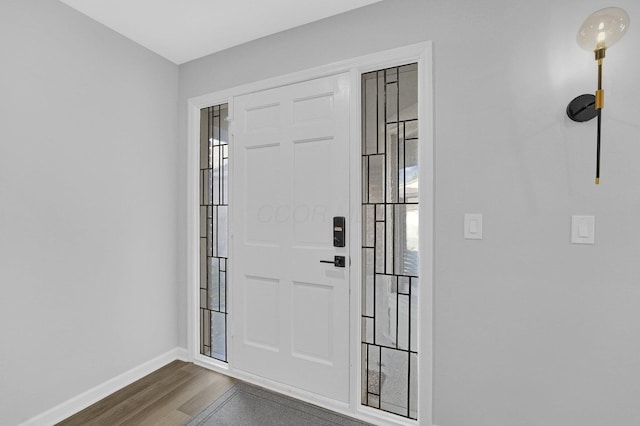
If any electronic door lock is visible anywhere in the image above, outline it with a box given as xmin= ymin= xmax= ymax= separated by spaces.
xmin=333 ymin=216 xmax=345 ymax=247
xmin=319 ymin=255 xmax=346 ymax=268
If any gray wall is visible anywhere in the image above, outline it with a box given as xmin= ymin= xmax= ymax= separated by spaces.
xmin=178 ymin=0 xmax=640 ymax=425
xmin=428 ymin=1 xmax=640 ymax=425
xmin=0 ymin=1 xmax=179 ymax=425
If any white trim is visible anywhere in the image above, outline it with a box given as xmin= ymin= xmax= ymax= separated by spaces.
xmin=192 ymin=353 xmax=231 ymax=373
xmin=351 ymin=45 xmax=434 ymax=426
xmin=350 ymin=43 xmax=434 ymax=426
xmin=19 ymin=348 xmax=182 ymax=426
xmin=418 ymin=43 xmax=436 ymax=426
xmin=186 ymin=41 xmax=434 ymax=426
xmin=186 ymin=43 xmax=429 ymax=111
xmin=226 ymin=99 xmax=236 ymax=368
xmin=348 ymin=66 xmax=362 ymax=418
xmin=186 ymin=96 xmax=199 ymax=362
xmin=176 ymin=346 xmax=190 ymax=361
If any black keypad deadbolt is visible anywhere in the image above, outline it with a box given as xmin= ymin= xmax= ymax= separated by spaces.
xmin=333 ymin=216 xmax=346 ymax=247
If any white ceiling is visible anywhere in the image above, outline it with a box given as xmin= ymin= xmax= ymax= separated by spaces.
xmin=59 ymin=0 xmax=383 ymax=64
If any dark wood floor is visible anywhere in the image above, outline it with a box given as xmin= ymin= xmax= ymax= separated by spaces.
xmin=56 ymin=360 xmax=235 ymax=426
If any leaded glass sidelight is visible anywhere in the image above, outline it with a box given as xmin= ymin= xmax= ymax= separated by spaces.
xmin=199 ymin=104 xmax=229 ymax=362
xmin=361 ymin=64 xmax=419 ymax=419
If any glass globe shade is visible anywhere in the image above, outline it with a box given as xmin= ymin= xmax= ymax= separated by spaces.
xmin=577 ymin=7 xmax=630 ymax=51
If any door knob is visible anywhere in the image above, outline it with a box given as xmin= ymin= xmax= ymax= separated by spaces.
xmin=319 ymin=255 xmax=346 ymax=268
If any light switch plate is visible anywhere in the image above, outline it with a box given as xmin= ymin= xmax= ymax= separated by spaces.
xmin=464 ymin=214 xmax=483 ymax=240
xmin=571 ymin=215 xmax=595 ymax=244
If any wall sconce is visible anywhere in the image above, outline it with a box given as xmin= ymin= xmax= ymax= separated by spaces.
xmin=566 ymin=7 xmax=630 ymax=184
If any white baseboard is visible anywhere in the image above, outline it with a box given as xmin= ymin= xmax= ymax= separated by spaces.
xmin=176 ymin=346 xmax=189 ymax=361
xmin=20 ymin=347 xmax=185 ymax=426
xmin=19 ymin=347 xmax=429 ymax=426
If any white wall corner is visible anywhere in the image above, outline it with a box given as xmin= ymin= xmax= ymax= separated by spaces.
xmin=176 ymin=347 xmax=190 ymax=361
xmin=19 ymin=348 xmax=184 ymax=426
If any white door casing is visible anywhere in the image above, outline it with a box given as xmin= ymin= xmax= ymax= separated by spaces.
xmin=188 ymin=42 xmax=433 ymax=425
xmin=231 ymin=73 xmax=351 ymax=403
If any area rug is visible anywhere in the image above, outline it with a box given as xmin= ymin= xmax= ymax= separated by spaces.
xmin=187 ymin=382 xmax=372 ymax=426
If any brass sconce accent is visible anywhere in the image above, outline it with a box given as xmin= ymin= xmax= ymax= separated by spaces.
xmin=566 ymin=7 xmax=629 ymax=184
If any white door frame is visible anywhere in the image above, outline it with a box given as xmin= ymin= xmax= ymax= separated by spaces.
xmin=186 ymin=41 xmax=434 ymax=426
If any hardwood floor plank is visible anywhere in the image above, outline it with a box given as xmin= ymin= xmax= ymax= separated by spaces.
xmin=57 ymin=361 xmax=233 ymax=426
xmin=56 ymin=360 xmax=186 ymax=426
xmin=93 ymin=364 xmax=195 ymax=424
xmin=118 ymin=367 xmax=220 ymax=425
xmin=140 ymin=410 xmax=191 ymax=426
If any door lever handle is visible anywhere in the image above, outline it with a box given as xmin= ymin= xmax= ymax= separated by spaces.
xmin=319 ymin=255 xmax=346 ymax=268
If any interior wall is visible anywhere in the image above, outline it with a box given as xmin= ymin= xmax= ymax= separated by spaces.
xmin=0 ymin=1 xmax=179 ymax=425
xmin=427 ymin=1 xmax=640 ymax=425
xmin=178 ymin=0 xmax=640 ymax=425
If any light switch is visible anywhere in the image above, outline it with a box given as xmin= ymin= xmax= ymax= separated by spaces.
xmin=571 ymin=215 xmax=595 ymax=244
xmin=578 ymin=222 xmax=588 ymax=238
xmin=464 ymin=214 xmax=483 ymax=240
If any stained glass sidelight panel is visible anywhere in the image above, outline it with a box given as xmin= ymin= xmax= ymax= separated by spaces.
xmin=361 ymin=64 xmax=419 ymax=420
xmin=199 ymin=104 xmax=229 ymax=362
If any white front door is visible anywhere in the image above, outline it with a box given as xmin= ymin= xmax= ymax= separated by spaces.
xmin=231 ymin=73 xmax=351 ymax=402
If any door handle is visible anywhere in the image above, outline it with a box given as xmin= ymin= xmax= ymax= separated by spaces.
xmin=319 ymin=255 xmax=346 ymax=268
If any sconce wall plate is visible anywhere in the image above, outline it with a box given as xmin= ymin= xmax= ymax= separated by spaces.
xmin=567 ymin=94 xmax=597 ymax=122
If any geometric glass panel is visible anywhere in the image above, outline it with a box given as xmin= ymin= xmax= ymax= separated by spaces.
xmin=200 ymin=103 xmax=229 ymax=362
xmin=361 ymin=64 xmax=418 ymax=419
